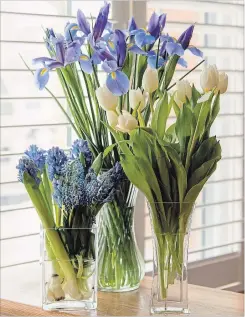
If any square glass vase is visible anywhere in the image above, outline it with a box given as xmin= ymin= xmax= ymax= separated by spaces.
xmin=40 ymin=226 xmax=97 ymax=311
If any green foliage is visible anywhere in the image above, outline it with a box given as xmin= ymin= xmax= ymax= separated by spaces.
xmin=116 ymin=88 xmax=222 ymax=234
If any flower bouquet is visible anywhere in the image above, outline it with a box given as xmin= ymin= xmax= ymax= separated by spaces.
xmin=109 ymin=58 xmax=228 ymax=312
xmin=16 ymin=139 xmax=123 ymax=310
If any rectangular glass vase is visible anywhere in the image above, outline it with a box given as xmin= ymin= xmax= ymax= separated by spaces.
xmin=40 ymin=227 xmax=97 ymax=311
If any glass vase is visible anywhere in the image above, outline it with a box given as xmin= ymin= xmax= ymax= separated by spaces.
xmin=41 ymin=226 xmax=97 ymax=311
xmin=98 ymin=181 xmax=145 ymax=292
xmin=148 ymin=202 xmax=194 ymax=314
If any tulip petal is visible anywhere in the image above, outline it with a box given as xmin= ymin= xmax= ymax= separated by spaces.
xmin=77 ymin=9 xmax=91 ymax=35
xmin=188 ymin=46 xmax=203 ymax=58
xmin=177 ymin=57 xmax=188 ymax=68
xmin=34 ymin=68 xmax=49 ymax=90
xmin=166 ymin=42 xmax=184 ymax=56
xmin=79 ymin=55 xmax=93 ymax=74
xmin=106 ymin=70 xmax=129 ymax=96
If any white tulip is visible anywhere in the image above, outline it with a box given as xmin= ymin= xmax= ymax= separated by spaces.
xmin=200 ymin=65 xmax=219 ymax=92
xmin=197 ymin=91 xmax=212 ymax=103
xmin=116 ymin=110 xmax=138 ymax=133
xmin=95 ymin=85 xmax=118 ymax=111
xmin=129 ymin=88 xmax=146 ymax=111
xmin=216 ymin=72 xmax=228 ymax=94
xmin=174 ymin=80 xmax=192 ymax=108
xmin=142 ymin=67 xmax=158 ymax=93
xmin=106 ymin=111 xmax=118 ymax=128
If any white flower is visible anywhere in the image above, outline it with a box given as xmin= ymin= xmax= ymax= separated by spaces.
xmin=200 ymin=65 xmax=219 ymax=92
xmin=142 ymin=67 xmax=158 ymax=93
xmin=197 ymin=91 xmax=212 ymax=103
xmin=174 ymin=80 xmax=192 ymax=107
xmin=129 ymin=88 xmax=146 ymax=111
xmin=106 ymin=111 xmax=118 ymax=128
xmin=116 ymin=110 xmax=138 ymax=133
xmin=216 ymin=72 xmax=228 ymax=94
xmin=95 ymin=85 xmax=118 ymax=111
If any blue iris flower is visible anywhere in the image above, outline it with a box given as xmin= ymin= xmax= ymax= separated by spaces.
xmin=102 ymin=30 xmax=129 ymax=96
xmin=177 ymin=24 xmax=203 ymax=57
xmin=33 ymin=36 xmax=82 ymax=89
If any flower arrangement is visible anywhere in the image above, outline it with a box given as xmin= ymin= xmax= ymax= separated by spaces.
xmin=21 ymin=0 xmax=229 ymax=303
xmin=16 ymin=140 xmax=123 ymax=304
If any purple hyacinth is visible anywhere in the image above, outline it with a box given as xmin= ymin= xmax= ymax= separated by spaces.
xmin=70 ymin=139 xmax=93 ymax=167
xmin=46 ymin=147 xmax=68 ymax=181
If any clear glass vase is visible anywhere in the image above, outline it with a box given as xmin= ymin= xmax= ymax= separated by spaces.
xmin=41 ymin=226 xmax=97 ymax=311
xmin=98 ymin=181 xmax=145 ymax=292
xmin=148 ymin=202 xmax=194 ymax=314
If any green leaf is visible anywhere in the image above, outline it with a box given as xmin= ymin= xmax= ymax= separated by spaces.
xmin=164 ymin=145 xmax=187 ymax=202
xmin=190 ymin=136 xmax=218 ymax=172
xmin=188 ymin=158 xmax=219 ymax=190
xmin=172 ymin=99 xmax=180 ymax=117
xmin=137 ymin=110 xmax=146 ymax=127
xmin=136 ymin=55 xmax=147 ymax=88
xmin=103 ymin=144 xmax=116 ymax=159
xmin=91 ymin=153 xmax=103 ymax=174
xmin=209 ymin=92 xmax=220 ymax=128
xmin=191 ymin=84 xmax=201 ymax=107
xmin=131 ymin=128 xmax=155 ymax=164
xmin=162 ymin=55 xmax=179 ymax=90
xmin=175 ymin=105 xmax=194 ymax=156
xmin=151 ymin=91 xmax=170 ymax=139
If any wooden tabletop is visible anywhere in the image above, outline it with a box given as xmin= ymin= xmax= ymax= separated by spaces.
xmin=0 ymin=277 xmax=244 ymax=316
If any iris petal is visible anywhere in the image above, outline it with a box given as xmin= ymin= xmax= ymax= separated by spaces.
xmin=106 ymin=70 xmax=129 ymax=96
xmin=135 ymin=30 xmax=155 ymax=47
xmin=77 ymin=9 xmax=91 ymax=35
xmin=166 ymin=42 xmax=184 ymax=56
xmin=128 ymin=44 xmax=148 ymax=55
xmin=65 ymin=40 xmax=81 ymax=64
xmin=79 ymin=55 xmax=93 ymax=74
xmin=178 ymin=25 xmax=194 ymax=50
xmin=64 ymin=22 xmax=79 ymax=42
xmin=128 ymin=17 xmax=138 ymax=32
xmin=102 ymin=60 xmax=118 ymax=73
xmin=114 ymin=30 xmax=127 ymax=67
xmin=148 ymin=55 xmax=165 ymax=69
xmin=93 ymin=2 xmax=110 ymax=41
xmin=178 ymin=57 xmax=188 ymax=68
xmin=148 ymin=12 xmax=160 ymax=38
xmin=188 ymin=46 xmax=203 ymax=57
xmin=32 ymin=57 xmax=54 ymax=66
xmin=35 ymin=68 xmax=49 ymax=90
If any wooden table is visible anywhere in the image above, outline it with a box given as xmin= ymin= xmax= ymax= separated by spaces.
xmin=0 ymin=277 xmax=244 ymax=316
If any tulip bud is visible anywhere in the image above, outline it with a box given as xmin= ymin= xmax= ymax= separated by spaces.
xmin=216 ymin=72 xmax=228 ymax=94
xmin=200 ymin=65 xmax=219 ymax=92
xmin=95 ymin=85 xmax=118 ymax=111
xmin=106 ymin=111 xmax=118 ymax=128
xmin=142 ymin=67 xmax=158 ymax=93
xmin=129 ymin=88 xmax=146 ymax=111
xmin=116 ymin=110 xmax=138 ymax=133
xmin=174 ymin=80 xmax=192 ymax=107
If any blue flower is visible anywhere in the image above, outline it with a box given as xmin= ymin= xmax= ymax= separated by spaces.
xmin=46 ymin=147 xmax=68 ymax=181
xmin=177 ymin=24 xmax=203 ymax=57
xmin=24 ymin=145 xmax=46 ymax=171
xmin=70 ymin=139 xmax=93 ymax=167
xmin=102 ymin=30 xmax=129 ymax=96
xmin=16 ymin=156 xmax=41 ymax=185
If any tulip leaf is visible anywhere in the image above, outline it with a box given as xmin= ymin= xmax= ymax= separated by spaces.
xmin=175 ymin=105 xmax=194 ymax=159
xmin=91 ymin=153 xmax=103 ymax=174
xmin=103 ymin=144 xmax=116 ymax=159
xmin=191 ymin=84 xmax=201 ymax=107
xmin=164 ymin=145 xmax=187 ymax=202
xmin=190 ymin=136 xmax=219 ymax=172
xmin=209 ymin=92 xmax=220 ymax=128
xmin=151 ymin=91 xmax=170 ymax=139
xmin=172 ymin=99 xmax=180 ymax=117
xmin=162 ymin=55 xmax=179 ymax=90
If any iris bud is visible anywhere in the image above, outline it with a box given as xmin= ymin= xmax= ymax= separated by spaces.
xmin=96 ymin=85 xmax=118 ymax=111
